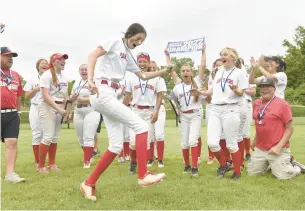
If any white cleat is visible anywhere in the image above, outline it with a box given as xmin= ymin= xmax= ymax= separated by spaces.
xmin=118 ymin=157 xmax=125 ymax=163
xmin=147 ymin=160 xmax=154 ymax=167
xmin=4 ymin=172 xmax=25 ymax=183
xmin=84 ymin=162 xmax=91 ymax=169
xmin=80 ymin=182 xmax=96 ymax=201
xmin=138 ymin=172 xmax=166 ymax=187
xmin=124 ymin=155 xmax=130 ymax=161
xmin=158 ymin=160 xmax=164 ymax=168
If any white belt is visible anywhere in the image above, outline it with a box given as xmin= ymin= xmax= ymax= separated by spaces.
xmin=1 ymin=109 xmax=17 ymax=113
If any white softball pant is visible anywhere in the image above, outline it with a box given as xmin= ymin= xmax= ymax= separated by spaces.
xmin=129 ymin=107 xmax=155 ymax=150
xmin=90 ymin=84 xmax=147 ymax=154
xmin=237 ymin=98 xmax=247 ymax=142
xmin=155 ymin=104 xmax=166 ymax=141
xmin=179 ymin=108 xmax=203 ymax=149
xmin=242 ymin=101 xmax=253 ymax=139
xmin=73 ymin=106 xmax=100 ymax=147
xmin=207 ymin=104 xmax=240 ymax=153
xmin=206 ymin=104 xmax=225 ymax=139
xmin=29 ymin=104 xmax=43 ymax=145
xmin=38 ymin=101 xmax=63 ymax=145
xmin=123 ymin=125 xmax=130 ymax=142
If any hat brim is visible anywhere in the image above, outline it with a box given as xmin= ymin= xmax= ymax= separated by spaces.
xmin=2 ymin=52 xmax=18 ymax=57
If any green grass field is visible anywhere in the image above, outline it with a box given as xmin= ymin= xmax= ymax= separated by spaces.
xmin=1 ymin=119 xmax=305 ymax=210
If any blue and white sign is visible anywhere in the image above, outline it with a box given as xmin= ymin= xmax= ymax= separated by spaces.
xmin=167 ymin=37 xmax=205 ymax=54
xmin=0 ymin=22 xmax=5 ymax=33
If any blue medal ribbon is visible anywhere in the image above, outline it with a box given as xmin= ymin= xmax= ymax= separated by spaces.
xmin=1 ymin=69 xmax=12 ymax=85
xmin=182 ymin=83 xmax=192 ymax=107
xmin=138 ymin=78 xmax=148 ymax=96
xmin=75 ymin=79 xmax=88 ymax=95
xmin=257 ymin=96 xmax=275 ymax=121
xmin=220 ymin=68 xmax=235 ymax=92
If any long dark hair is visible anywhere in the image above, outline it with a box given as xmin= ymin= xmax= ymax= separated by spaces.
xmin=125 ymin=23 xmax=147 ymax=39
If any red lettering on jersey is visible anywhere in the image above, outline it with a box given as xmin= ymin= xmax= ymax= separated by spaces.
xmin=120 ymin=53 xmax=127 ymax=60
xmin=216 ymin=78 xmax=234 ymax=85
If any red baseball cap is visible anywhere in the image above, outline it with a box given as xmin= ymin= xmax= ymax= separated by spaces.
xmin=1 ymin=47 xmax=18 ymax=57
xmin=50 ymin=53 xmax=68 ymax=63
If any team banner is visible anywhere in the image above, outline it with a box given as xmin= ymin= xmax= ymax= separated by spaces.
xmin=166 ymin=37 xmax=205 ymax=54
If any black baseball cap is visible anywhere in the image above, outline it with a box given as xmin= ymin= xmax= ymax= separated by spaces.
xmin=1 ymin=47 xmax=18 ymax=57
xmin=259 ymin=77 xmax=275 ymax=87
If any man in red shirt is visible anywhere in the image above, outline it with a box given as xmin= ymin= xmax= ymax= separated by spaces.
xmin=247 ymin=77 xmax=304 ymax=179
xmin=1 ymin=47 xmax=25 ymax=183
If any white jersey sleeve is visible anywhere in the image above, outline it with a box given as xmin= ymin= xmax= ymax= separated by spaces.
xmin=275 ymin=72 xmax=287 ymax=85
xmin=156 ymin=78 xmax=167 ymax=93
xmin=238 ymin=69 xmax=248 ymax=90
xmin=100 ymin=40 xmax=116 ymax=53
xmin=40 ymin=71 xmax=51 ymax=89
xmin=23 ymin=78 xmax=34 ymax=92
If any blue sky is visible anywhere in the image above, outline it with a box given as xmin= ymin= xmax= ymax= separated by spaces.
xmin=1 ymin=0 xmax=305 ymax=81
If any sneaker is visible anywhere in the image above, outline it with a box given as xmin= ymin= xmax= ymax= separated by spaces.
xmin=231 ymin=173 xmax=241 ymax=180
xmin=217 ymin=165 xmax=229 ymax=178
xmin=138 ymin=172 xmax=166 ymax=187
xmin=158 ymin=160 xmax=164 ymax=168
xmin=147 ymin=160 xmax=154 ymax=167
xmin=197 ymin=157 xmax=201 ymax=165
xmin=124 ymin=155 xmax=130 ymax=161
xmin=118 ymin=157 xmax=125 ymax=163
xmin=226 ymin=161 xmax=233 ymax=172
xmin=84 ymin=162 xmax=91 ymax=169
xmin=80 ymin=182 xmax=96 ymax=201
xmin=207 ymin=158 xmax=214 ymax=165
xmin=183 ymin=165 xmax=192 ymax=174
xmin=191 ymin=167 xmax=199 ymax=177
xmin=37 ymin=167 xmax=49 ymax=174
xmin=92 ymin=150 xmax=100 ymax=157
xmin=291 ymin=158 xmax=305 ymax=173
xmin=245 ymin=154 xmax=251 ymax=161
xmin=129 ymin=162 xmax=137 ymax=175
xmin=4 ymin=172 xmax=25 ymax=183
xmin=49 ymin=164 xmax=61 ymax=172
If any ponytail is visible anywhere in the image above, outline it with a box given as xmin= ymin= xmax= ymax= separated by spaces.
xmin=47 ymin=54 xmax=58 ymax=87
xmin=191 ymin=76 xmax=199 ymax=103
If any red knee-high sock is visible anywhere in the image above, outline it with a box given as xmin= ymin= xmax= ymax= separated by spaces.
xmin=86 ymin=150 xmax=117 ymax=186
xmin=208 ymin=147 xmax=215 ymax=159
xmin=220 ymin=139 xmax=231 ymax=162
xmin=38 ymin=143 xmax=49 ymax=168
xmin=48 ymin=143 xmax=57 ymax=166
xmin=244 ymin=138 xmax=251 ymax=154
xmin=198 ymin=137 xmax=202 ymax=158
xmin=231 ymin=150 xmax=241 ymax=175
xmin=238 ymin=141 xmax=245 ymax=167
xmin=191 ymin=146 xmax=198 ymax=168
xmin=148 ymin=142 xmax=154 ymax=160
xmin=156 ymin=141 xmax=164 ymax=161
xmin=32 ymin=145 xmax=39 ymax=163
xmin=123 ymin=142 xmax=130 ymax=156
xmin=119 ymin=150 xmax=124 ymax=158
xmin=130 ymin=148 xmax=137 ymax=163
xmin=83 ymin=146 xmax=94 ymax=163
xmin=182 ymin=149 xmax=190 ymax=166
xmin=136 ymin=132 xmax=148 ymax=179
xmin=213 ymin=150 xmax=226 ymax=167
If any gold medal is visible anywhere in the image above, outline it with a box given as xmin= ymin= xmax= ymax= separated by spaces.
xmin=222 ymin=92 xmax=227 ymax=97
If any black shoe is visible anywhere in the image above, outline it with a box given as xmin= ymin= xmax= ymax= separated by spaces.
xmin=231 ymin=173 xmax=241 ymax=180
xmin=245 ymin=154 xmax=251 ymax=161
xmin=191 ymin=167 xmax=199 ymax=177
xmin=129 ymin=162 xmax=137 ymax=175
xmin=92 ymin=150 xmax=100 ymax=157
xmin=183 ymin=165 xmax=191 ymax=174
xmin=217 ymin=165 xmax=229 ymax=178
xmin=291 ymin=158 xmax=305 ymax=173
xmin=158 ymin=160 xmax=164 ymax=168
xmin=226 ymin=161 xmax=233 ymax=172
xmin=147 ymin=160 xmax=154 ymax=167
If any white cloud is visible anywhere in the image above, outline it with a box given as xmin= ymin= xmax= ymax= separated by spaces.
xmin=1 ymin=0 xmax=305 ymax=81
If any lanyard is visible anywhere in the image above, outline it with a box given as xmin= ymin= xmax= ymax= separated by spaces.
xmin=56 ymin=74 xmax=63 ymax=91
xmin=258 ymin=96 xmax=275 ymax=120
xmin=121 ymin=38 xmax=140 ymax=68
xmin=220 ymin=68 xmax=235 ymax=92
xmin=138 ymin=78 xmax=148 ymax=96
xmin=75 ymin=79 xmax=88 ymax=95
xmin=1 ymin=69 xmax=12 ymax=85
xmin=182 ymin=83 xmax=192 ymax=107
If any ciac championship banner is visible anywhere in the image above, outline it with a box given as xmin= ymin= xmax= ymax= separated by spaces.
xmin=166 ymin=37 xmax=205 ymax=54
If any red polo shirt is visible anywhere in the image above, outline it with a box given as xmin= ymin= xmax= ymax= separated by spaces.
xmin=253 ymin=97 xmax=292 ymax=151
xmin=1 ymin=69 xmax=23 ymax=109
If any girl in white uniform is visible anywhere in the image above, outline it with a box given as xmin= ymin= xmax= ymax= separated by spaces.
xmin=80 ymin=23 xmax=171 ymax=201
xmin=150 ymin=61 xmax=166 ymax=168
xmin=123 ymin=52 xmax=166 ymax=173
xmin=70 ymin=64 xmax=100 ymax=168
xmin=190 ymin=47 xmax=248 ymax=179
xmin=24 ymin=59 xmax=48 ymax=166
xmin=37 ymin=53 xmax=68 ymax=174
xmin=171 ymin=65 xmax=204 ymax=177
xmin=165 ymin=45 xmax=206 ymax=165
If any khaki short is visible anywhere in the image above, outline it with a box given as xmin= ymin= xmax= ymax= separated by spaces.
xmin=247 ymin=147 xmax=299 ymax=180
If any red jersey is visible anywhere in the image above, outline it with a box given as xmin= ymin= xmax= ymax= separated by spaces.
xmin=253 ymin=97 xmax=292 ymax=151
xmin=0 ymin=69 xmax=23 ymax=109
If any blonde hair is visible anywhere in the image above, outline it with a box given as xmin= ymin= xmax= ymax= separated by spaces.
xmin=36 ymin=59 xmax=48 ymax=72
xmin=49 ymin=54 xmax=58 ymax=87
xmin=221 ymin=47 xmax=239 ymax=61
